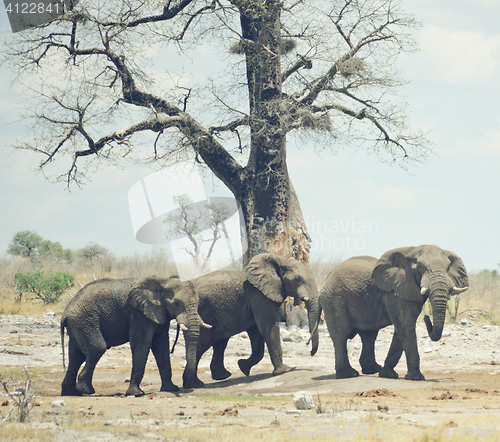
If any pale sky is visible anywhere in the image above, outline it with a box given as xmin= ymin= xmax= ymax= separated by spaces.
xmin=1 ymin=0 xmax=500 ymax=273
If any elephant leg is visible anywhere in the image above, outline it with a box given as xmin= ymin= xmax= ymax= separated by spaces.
xmin=184 ymin=338 xmax=211 ymax=388
xmin=399 ymin=326 xmax=424 ymax=381
xmin=210 ymin=338 xmax=232 ymax=381
xmin=379 ymin=331 xmax=403 ymax=379
xmin=384 ymin=297 xmax=425 ymax=381
xmin=253 ymin=302 xmax=291 ymax=376
xmin=75 ymin=338 xmax=106 ymax=395
xmin=322 ymin=305 xmax=358 ymax=379
xmin=358 ymin=330 xmax=382 ymax=375
xmin=61 ymin=338 xmax=85 ymax=396
xmin=238 ymin=326 xmax=265 ymax=376
xmin=127 ymin=325 xmax=155 ymax=397
xmin=150 ymin=327 xmax=179 ymax=392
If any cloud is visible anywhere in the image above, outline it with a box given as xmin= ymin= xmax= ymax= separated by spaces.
xmin=420 ymin=25 xmax=500 ymax=84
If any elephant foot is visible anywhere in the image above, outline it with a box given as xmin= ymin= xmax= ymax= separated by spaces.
xmin=76 ymin=382 xmax=95 ymax=395
xmin=183 ymin=377 xmax=204 ymax=389
xmin=272 ymin=364 xmax=293 ymax=376
xmin=238 ymin=359 xmax=253 ymax=376
xmin=405 ymin=370 xmax=425 ymax=381
xmin=335 ymin=367 xmax=359 ymax=379
xmin=379 ymin=366 xmax=399 ymax=379
xmin=160 ymin=382 xmax=180 ymax=392
xmin=61 ymin=386 xmax=83 ymax=396
xmin=126 ymin=384 xmax=146 ymax=397
xmin=361 ymin=362 xmax=382 ymax=375
xmin=211 ymin=367 xmax=232 ymax=381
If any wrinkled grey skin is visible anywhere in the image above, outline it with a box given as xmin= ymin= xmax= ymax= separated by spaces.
xmin=183 ymin=253 xmax=321 ymax=388
xmin=61 ymin=275 xmax=204 ymax=396
xmin=320 ymin=245 xmax=468 ymax=381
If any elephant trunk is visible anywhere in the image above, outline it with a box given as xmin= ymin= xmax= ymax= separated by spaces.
xmin=304 ymin=296 xmax=320 ymax=356
xmin=424 ymin=287 xmax=449 ymax=342
xmin=181 ymin=292 xmax=201 ymax=389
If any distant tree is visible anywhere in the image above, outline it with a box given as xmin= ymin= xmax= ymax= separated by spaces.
xmin=7 ymin=231 xmax=44 ymax=259
xmin=166 ymin=194 xmax=232 ymax=272
xmin=14 ymin=270 xmax=75 ymax=303
xmin=76 ymin=242 xmax=111 ymax=264
xmin=7 ymin=230 xmax=73 ymax=264
xmin=479 ymin=269 xmax=499 ymax=277
xmin=75 ymin=242 xmax=113 ymax=275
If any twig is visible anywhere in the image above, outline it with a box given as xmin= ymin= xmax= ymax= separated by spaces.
xmin=0 ymin=367 xmax=36 ymax=423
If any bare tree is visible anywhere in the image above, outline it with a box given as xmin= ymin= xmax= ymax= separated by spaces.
xmin=5 ymin=0 xmax=430 ymax=262
xmin=166 ymin=194 xmax=232 ymax=272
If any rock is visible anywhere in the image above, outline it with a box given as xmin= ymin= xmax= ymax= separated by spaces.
xmin=293 ymin=391 xmax=315 ymax=410
xmin=44 ymin=312 xmax=57 ymax=317
xmin=51 ymin=400 xmax=66 ymax=407
xmin=460 ymin=319 xmax=471 ymax=327
xmin=286 ymin=410 xmax=302 ymax=415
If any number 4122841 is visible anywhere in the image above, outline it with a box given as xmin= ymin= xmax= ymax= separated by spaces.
xmin=5 ymin=2 xmax=61 ymax=14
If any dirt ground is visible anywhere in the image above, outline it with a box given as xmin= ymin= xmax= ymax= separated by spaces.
xmin=1 ymin=313 xmax=500 ymax=441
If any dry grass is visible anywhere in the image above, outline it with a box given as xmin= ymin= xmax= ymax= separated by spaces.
xmin=445 ymin=272 xmax=500 ymax=324
xmin=2 ymin=411 xmax=499 ymax=442
xmin=0 ymin=424 xmax=52 ymax=441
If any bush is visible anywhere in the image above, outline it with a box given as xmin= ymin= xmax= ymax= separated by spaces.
xmin=14 ymin=271 xmax=75 ymax=304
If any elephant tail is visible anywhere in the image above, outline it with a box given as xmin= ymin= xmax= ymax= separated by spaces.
xmin=60 ymin=318 xmax=66 ymax=370
xmin=170 ymin=324 xmax=180 ymax=354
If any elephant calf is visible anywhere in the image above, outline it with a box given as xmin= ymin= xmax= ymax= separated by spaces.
xmin=60 ymin=275 xmax=209 ymax=397
xmin=320 ymin=245 xmax=468 ymax=381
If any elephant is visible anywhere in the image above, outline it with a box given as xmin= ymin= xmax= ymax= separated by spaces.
xmin=183 ymin=253 xmax=321 ymax=388
xmin=319 ymin=245 xmax=468 ymax=381
xmin=286 ymin=305 xmax=309 ymax=329
xmin=60 ymin=275 xmax=210 ymax=397
xmin=279 ymin=301 xmax=309 ymax=329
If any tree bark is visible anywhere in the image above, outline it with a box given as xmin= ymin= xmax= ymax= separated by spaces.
xmin=233 ymin=1 xmax=310 ymax=263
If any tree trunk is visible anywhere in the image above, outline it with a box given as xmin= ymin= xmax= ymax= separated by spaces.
xmin=234 ymin=1 xmax=310 ymax=264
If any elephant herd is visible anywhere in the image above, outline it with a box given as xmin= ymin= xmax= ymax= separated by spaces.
xmin=60 ymin=245 xmax=469 ymax=397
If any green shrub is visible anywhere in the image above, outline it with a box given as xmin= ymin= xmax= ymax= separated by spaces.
xmin=14 ymin=271 xmax=74 ymax=304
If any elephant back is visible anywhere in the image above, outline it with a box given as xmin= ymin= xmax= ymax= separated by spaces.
xmin=321 ymin=256 xmax=377 ymax=299
xmin=192 ymin=270 xmax=247 ymax=330
xmin=63 ymin=277 xmax=134 ymax=319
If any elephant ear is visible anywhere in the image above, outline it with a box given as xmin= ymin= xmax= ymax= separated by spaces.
xmin=443 ymin=249 xmax=469 ymax=289
xmin=245 ymin=253 xmax=285 ymax=304
xmin=372 ymin=247 xmax=422 ymax=302
xmin=129 ymin=276 xmax=170 ymax=324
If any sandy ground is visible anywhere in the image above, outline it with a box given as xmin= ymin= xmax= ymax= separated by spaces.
xmin=1 ymin=313 xmax=500 ymax=441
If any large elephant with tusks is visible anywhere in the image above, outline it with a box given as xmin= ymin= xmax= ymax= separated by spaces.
xmin=320 ymin=245 xmax=468 ymax=381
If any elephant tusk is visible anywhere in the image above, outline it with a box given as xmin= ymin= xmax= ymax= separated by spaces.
xmin=421 ymin=287 xmax=428 ymax=295
xmin=201 ymin=321 xmax=212 ymax=329
xmin=453 ymin=286 xmax=469 ymax=294
xmin=302 ymin=297 xmax=309 ymax=303
xmin=179 ymin=323 xmax=188 ymax=331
